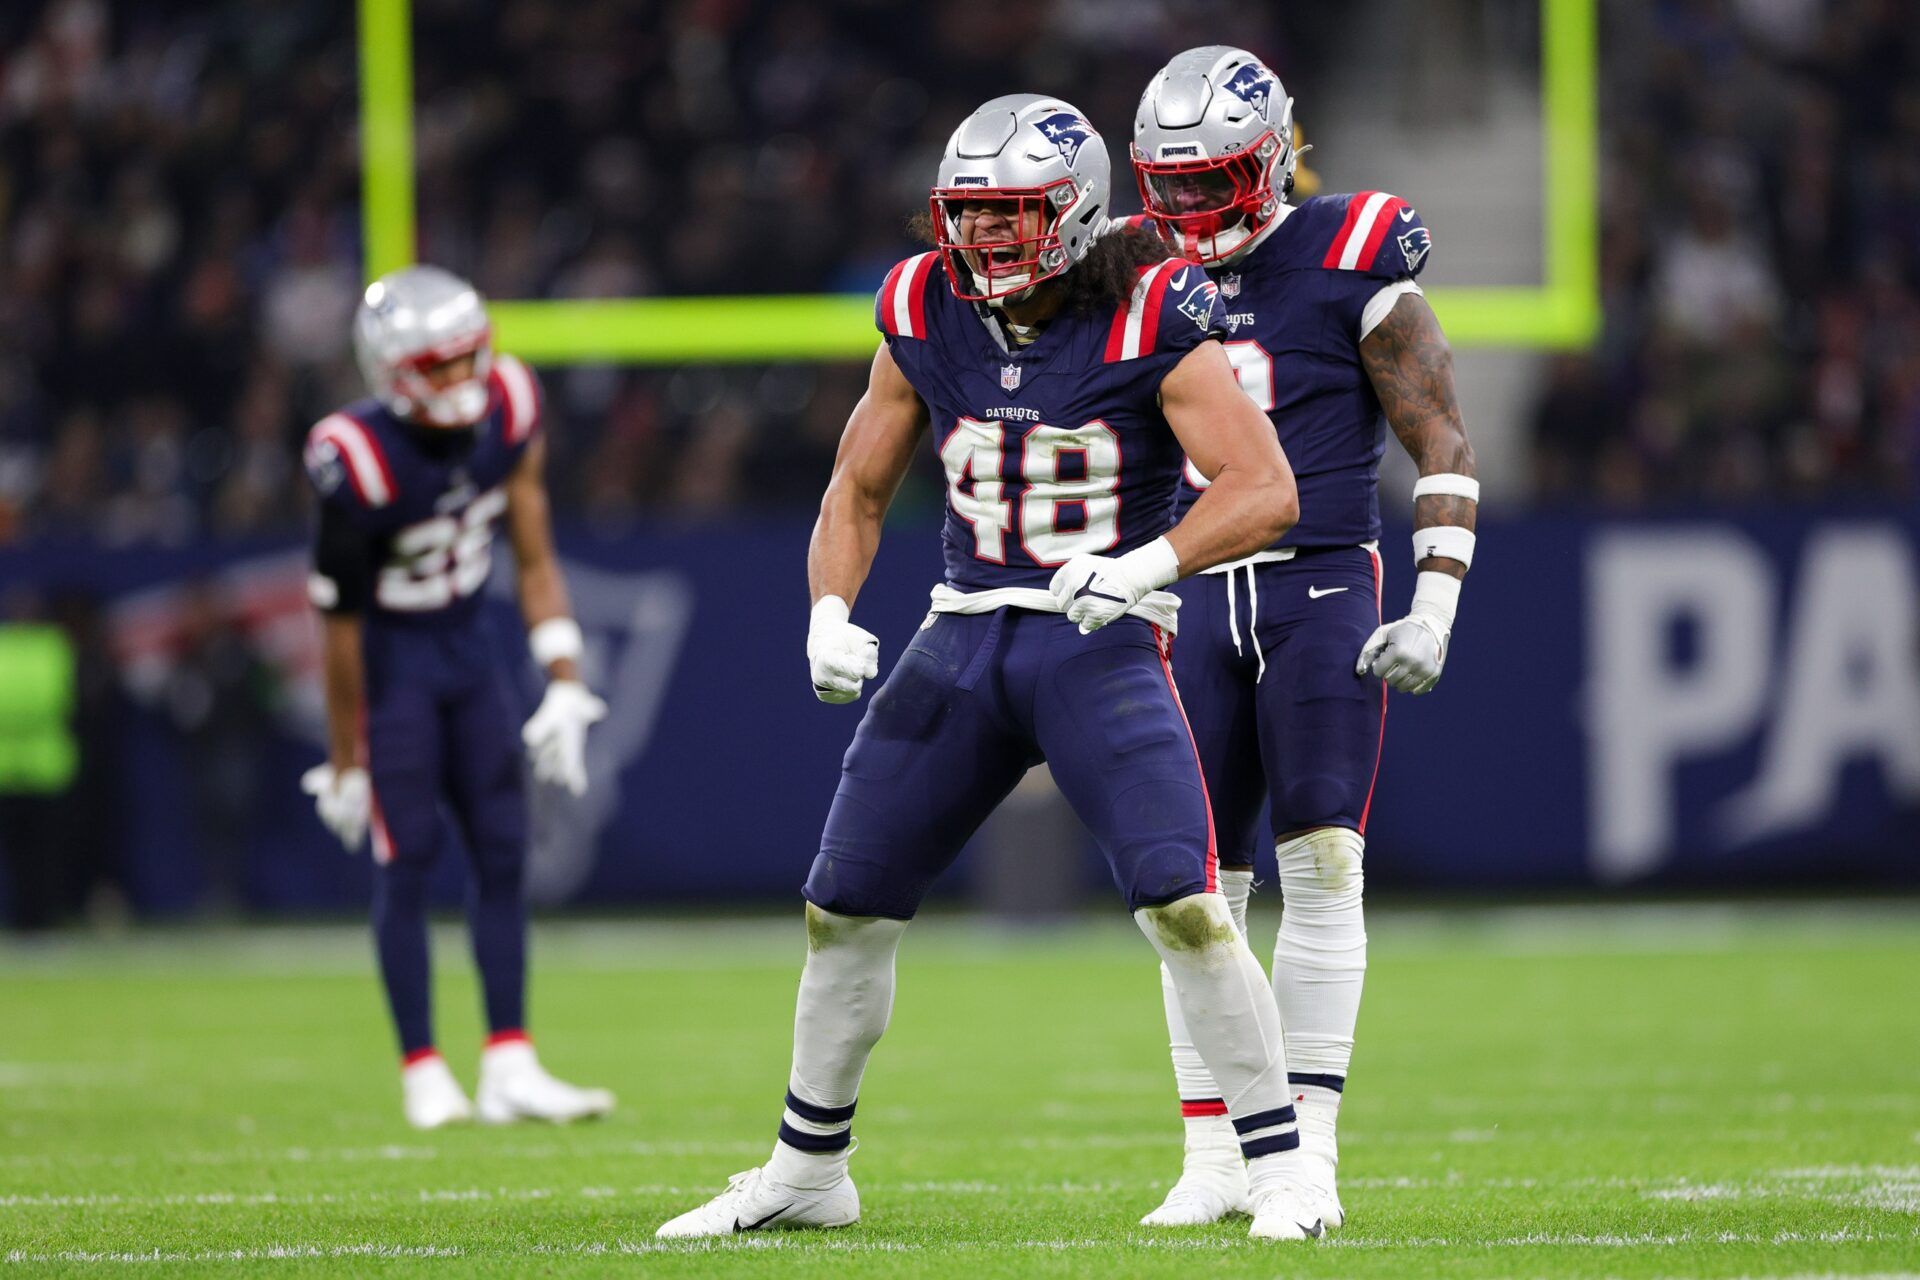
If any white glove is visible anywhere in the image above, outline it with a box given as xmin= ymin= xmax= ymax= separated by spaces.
xmin=807 ymin=595 xmax=880 ymax=704
xmin=522 ymin=679 xmax=608 ymax=796
xmin=301 ymin=764 xmax=371 ymax=853
xmin=1357 ymin=570 xmax=1460 ymax=695
xmin=1048 ymin=537 xmax=1181 ymax=634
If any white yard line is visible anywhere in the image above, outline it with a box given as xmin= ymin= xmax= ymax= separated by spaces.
xmin=8 ymin=1230 xmax=1920 ymax=1266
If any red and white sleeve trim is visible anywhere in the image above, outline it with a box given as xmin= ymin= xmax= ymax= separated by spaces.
xmin=1103 ymin=258 xmax=1184 ymax=362
xmin=878 ymin=252 xmax=938 ymax=339
xmin=491 ymin=353 xmax=540 ymax=445
xmin=1322 ymin=191 xmax=1407 ymax=271
xmin=308 ymin=413 xmax=396 ymax=508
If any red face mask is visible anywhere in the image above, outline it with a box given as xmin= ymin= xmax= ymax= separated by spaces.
xmin=1133 ymin=132 xmax=1280 ymax=265
xmin=392 ymin=328 xmax=493 ymax=428
xmin=930 ymin=179 xmax=1077 ymax=302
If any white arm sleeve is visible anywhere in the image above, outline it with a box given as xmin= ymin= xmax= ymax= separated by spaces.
xmin=1358 ymin=279 xmax=1424 ymax=341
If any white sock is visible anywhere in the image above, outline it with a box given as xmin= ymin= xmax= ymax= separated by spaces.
xmin=1159 ymin=870 xmax=1253 ymax=1151
xmin=1136 ymin=892 xmax=1298 ymax=1167
xmin=1272 ymin=827 xmax=1367 ymax=1089
xmin=764 ymin=905 xmax=907 ymax=1189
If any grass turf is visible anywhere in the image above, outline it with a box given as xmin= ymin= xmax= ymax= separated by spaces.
xmin=3 ymin=903 xmax=1918 ymax=1277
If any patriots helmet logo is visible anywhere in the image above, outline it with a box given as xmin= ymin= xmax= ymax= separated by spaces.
xmin=1224 ymin=66 xmax=1277 ymax=120
xmin=1001 ymin=363 xmax=1022 ymax=391
xmin=1397 ymin=225 xmax=1433 ymax=272
xmin=1177 ymin=280 xmax=1219 ymax=332
xmin=305 ymin=439 xmax=345 ymax=496
xmin=1035 ymin=112 xmax=1095 ymax=167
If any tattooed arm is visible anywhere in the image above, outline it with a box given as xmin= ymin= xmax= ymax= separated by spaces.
xmin=1360 ymin=291 xmax=1476 ymax=580
xmin=1353 ymin=290 xmax=1477 ymax=694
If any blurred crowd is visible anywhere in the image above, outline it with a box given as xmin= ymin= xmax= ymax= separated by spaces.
xmin=1534 ymin=0 xmax=1920 ymax=502
xmin=0 ymin=0 xmax=1301 ymax=543
xmin=0 ymin=0 xmax=1914 ymax=548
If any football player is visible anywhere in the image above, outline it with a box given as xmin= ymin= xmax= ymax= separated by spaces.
xmin=1126 ymin=48 xmax=1480 ymax=1229
xmin=300 ymin=265 xmax=615 ymax=1129
xmin=657 ymin=95 xmax=1328 ymax=1243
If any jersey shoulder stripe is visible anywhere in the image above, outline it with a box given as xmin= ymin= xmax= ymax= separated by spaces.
xmin=305 ymin=412 xmax=396 ymax=508
xmin=490 ymin=352 xmax=540 ymax=445
xmin=1103 ymin=257 xmax=1186 ymax=362
xmin=1321 ymin=191 xmax=1408 ymax=271
xmin=875 ymin=252 xmax=940 ymax=339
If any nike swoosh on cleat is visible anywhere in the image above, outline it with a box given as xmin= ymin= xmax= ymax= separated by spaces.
xmin=735 ymin=1204 xmax=794 ymax=1232
xmin=1398 ymin=206 xmax=1415 ymax=221
xmin=1306 ymin=586 xmax=1348 ymax=598
xmin=1301 ymin=1218 xmax=1325 ymax=1238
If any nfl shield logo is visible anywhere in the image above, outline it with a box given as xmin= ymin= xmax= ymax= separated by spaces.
xmin=1220 ymin=274 xmax=1242 ymax=299
xmin=1001 ymin=363 xmax=1022 ymax=391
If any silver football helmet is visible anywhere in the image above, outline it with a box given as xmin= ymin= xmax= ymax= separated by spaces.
xmin=352 ymin=265 xmax=493 ymax=428
xmin=931 ymin=93 xmax=1111 ymax=305
xmin=1133 ymin=47 xmax=1300 ymax=265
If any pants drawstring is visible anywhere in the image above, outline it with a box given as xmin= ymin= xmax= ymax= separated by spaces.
xmin=1222 ymin=563 xmax=1267 ymax=682
xmin=1225 ymin=567 xmax=1243 ymax=658
xmin=1245 ymin=564 xmax=1266 ymax=683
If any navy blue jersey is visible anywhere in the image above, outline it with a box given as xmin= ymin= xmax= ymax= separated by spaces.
xmin=303 ymin=353 xmax=542 ymax=627
xmin=875 ymin=251 xmax=1222 ymax=592
xmin=1147 ymin=192 xmax=1432 ymax=548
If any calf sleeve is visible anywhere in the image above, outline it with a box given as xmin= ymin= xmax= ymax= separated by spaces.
xmin=1272 ymin=827 xmax=1367 ymax=1081
xmin=1138 ymin=893 xmax=1298 ymax=1162
xmin=765 ymin=904 xmax=909 ymax=1188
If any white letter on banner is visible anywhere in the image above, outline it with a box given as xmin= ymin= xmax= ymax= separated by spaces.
xmin=1586 ymin=529 xmax=1773 ymax=880
xmin=1720 ymin=525 xmax=1920 ymax=843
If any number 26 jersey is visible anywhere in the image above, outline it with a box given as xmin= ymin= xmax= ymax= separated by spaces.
xmin=875 ymin=251 xmax=1225 ymax=594
xmin=302 ymin=354 xmax=542 ymax=627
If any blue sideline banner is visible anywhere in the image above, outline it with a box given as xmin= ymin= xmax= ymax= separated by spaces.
xmin=0 ymin=507 xmax=1914 ymax=916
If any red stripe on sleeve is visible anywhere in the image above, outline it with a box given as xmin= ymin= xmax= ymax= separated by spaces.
xmin=905 ymin=253 xmax=935 ymax=337
xmin=1135 ymin=261 xmax=1177 ymax=357
xmin=876 ymin=259 xmax=907 ymax=335
xmin=1321 ymin=190 xmax=1377 ymax=268
xmin=1104 ymin=272 xmax=1144 ymax=362
xmin=350 ymin=415 xmax=398 ymax=501
xmin=1355 ymin=196 xmax=1406 ymax=272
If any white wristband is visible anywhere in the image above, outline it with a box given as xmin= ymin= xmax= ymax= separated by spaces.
xmin=1410 ymin=570 xmax=1461 ymax=630
xmin=529 ymin=617 xmax=584 ymax=668
xmin=1412 ymin=526 xmax=1475 ymax=569
xmin=811 ymin=595 xmax=851 ymax=630
xmin=1121 ymin=536 xmax=1182 ymax=591
xmin=1411 ymin=473 xmax=1480 ymax=502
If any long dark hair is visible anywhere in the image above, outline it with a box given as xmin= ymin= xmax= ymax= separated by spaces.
xmin=905 ymin=214 xmax=1176 ymax=315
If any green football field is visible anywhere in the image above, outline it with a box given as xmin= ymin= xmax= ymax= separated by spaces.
xmin=4 ymin=903 xmax=1918 ymax=1277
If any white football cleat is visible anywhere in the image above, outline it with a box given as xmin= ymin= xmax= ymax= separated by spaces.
xmin=401 ymin=1053 xmax=473 ymax=1130
xmin=474 ymin=1037 xmax=614 ymax=1125
xmin=1139 ymin=1157 xmax=1250 ymax=1226
xmin=655 ymin=1166 xmax=860 ymax=1239
xmin=1246 ymin=1172 xmax=1326 ymax=1242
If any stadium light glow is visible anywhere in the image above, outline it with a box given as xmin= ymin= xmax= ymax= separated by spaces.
xmin=357 ymin=0 xmax=1598 ymax=359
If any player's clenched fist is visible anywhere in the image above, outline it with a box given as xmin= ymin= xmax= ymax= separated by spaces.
xmin=1356 ymin=610 xmax=1448 ymax=694
xmin=807 ymin=595 xmax=879 ymax=704
xmin=522 ymin=680 xmax=608 ymax=796
xmin=301 ymin=763 xmax=371 ymax=853
xmin=1048 ymin=537 xmax=1181 ymax=634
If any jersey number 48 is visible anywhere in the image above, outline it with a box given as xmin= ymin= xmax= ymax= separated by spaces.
xmin=940 ymin=417 xmax=1120 ymax=566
